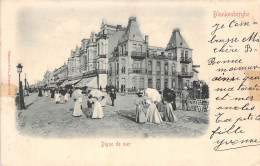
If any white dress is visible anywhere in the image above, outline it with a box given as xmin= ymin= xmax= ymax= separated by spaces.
xmin=45 ymin=91 xmax=48 ymax=97
xmin=64 ymin=93 xmax=69 ymax=101
xmin=92 ymin=101 xmax=104 ymax=119
xmin=100 ymin=93 xmax=107 ymax=107
xmin=146 ymin=102 xmax=163 ymax=124
xmin=73 ymin=97 xmax=83 ymax=117
xmin=55 ymin=93 xmax=60 ymax=103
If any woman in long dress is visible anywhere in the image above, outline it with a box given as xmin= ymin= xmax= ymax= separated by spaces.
xmin=64 ymin=91 xmax=69 ymax=103
xmin=73 ymin=95 xmax=83 ymax=117
xmin=146 ymin=99 xmax=163 ymax=124
xmin=135 ymin=92 xmax=146 ymax=123
xmin=163 ymin=101 xmax=178 ymax=122
xmin=91 ymin=97 xmax=104 ymax=119
xmin=55 ymin=91 xmax=60 ymax=104
xmin=45 ymin=89 xmax=48 ymax=97
xmin=60 ymin=88 xmax=65 ymax=104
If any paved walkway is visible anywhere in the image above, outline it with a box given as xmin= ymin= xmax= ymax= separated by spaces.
xmin=17 ymin=93 xmax=209 ymax=138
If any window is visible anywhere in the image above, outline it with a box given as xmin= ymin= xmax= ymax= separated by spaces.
xmin=101 ymin=42 xmax=104 ymax=55
xmin=172 ymin=79 xmax=176 ymax=88
xmin=156 ymin=79 xmax=161 ymax=89
xmin=140 ymin=78 xmax=144 ymax=90
xmin=181 ymin=50 xmax=184 ymax=59
xmin=165 ymin=62 xmax=168 ymax=75
xmin=156 ymin=61 xmax=161 ymax=75
xmin=133 ymin=44 xmax=137 ymax=51
xmin=148 ymin=61 xmax=152 ymax=74
xmin=164 ymin=79 xmax=168 ymax=89
xmin=116 ymin=63 xmax=119 ymax=74
xmin=138 ymin=45 xmax=142 ymax=53
xmin=121 ymin=59 xmax=126 ymax=73
xmin=132 ymin=77 xmax=137 ymax=89
xmin=185 ymin=51 xmax=188 ymax=59
xmin=182 ymin=64 xmax=188 ymax=72
xmin=172 ymin=64 xmax=176 ymax=72
xmin=148 ymin=78 xmax=153 ymax=88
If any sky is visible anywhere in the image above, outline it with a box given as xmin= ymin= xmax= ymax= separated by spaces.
xmin=15 ymin=2 xmax=207 ymax=85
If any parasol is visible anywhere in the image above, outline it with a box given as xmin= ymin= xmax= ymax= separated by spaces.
xmin=144 ymin=88 xmax=161 ymax=102
xmin=72 ymin=89 xmax=82 ymax=100
xmin=89 ymin=89 xmax=104 ymax=98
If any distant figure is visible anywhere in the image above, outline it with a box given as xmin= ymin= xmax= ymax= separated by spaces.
xmin=45 ymin=89 xmax=48 ymax=97
xmin=69 ymin=89 xmax=73 ymax=98
xmin=38 ymin=88 xmax=43 ymax=97
xmin=60 ymin=88 xmax=66 ymax=104
xmin=51 ymin=89 xmax=55 ymax=98
xmin=181 ymin=87 xmax=189 ymax=111
xmin=170 ymin=88 xmax=177 ymax=110
xmin=64 ymin=90 xmax=69 ymax=103
xmin=134 ymin=92 xmax=146 ymax=123
xmin=110 ymin=89 xmax=116 ymax=106
xmin=91 ymin=97 xmax=104 ymax=119
xmin=55 ymin=91 xmax=60 ymax=104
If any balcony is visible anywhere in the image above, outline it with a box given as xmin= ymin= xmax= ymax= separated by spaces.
xmin=178 ymin=72 xmax=193 ymax=78
xmin=129 ymin=68 xmax=147 ymax=74
xmin=131 ymin=51 xmax=146 ymax=59
xmin=147 ymin=70 xmax=152 ymax=75
xmin=180 ymin=57 xmax=192 ymax=63
xmin=172 ymin=72 xmax=177 ymax=76
xmin=167 ymin=56 xmax=177 ymax=60
xmin=119 ymin=51 xmax=128 ymax=57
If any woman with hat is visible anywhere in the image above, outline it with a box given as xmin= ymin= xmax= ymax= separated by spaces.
xmin=91 ymin=96 xmax=104 ymax=119
xmin=134 ymin=91 xmax=146 ymax=123
xmin=162 ymin=89 xmax=178 ymax=122
xmin=73 ymin=89 xmax=83 ymax=117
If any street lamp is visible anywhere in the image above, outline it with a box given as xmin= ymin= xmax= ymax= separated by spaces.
xmin=16 ymin=63 xmax=24 ymax=109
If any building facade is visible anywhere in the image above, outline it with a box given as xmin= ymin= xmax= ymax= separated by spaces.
xmin=39 ymin=17 xmax=199 ymax=91
xmin=108 ymin=17 xmax=198 ymax=92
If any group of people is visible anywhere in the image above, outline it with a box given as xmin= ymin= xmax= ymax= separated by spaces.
xmin=73 ymin=88 xmax=117 ymax=118
xmin=37 ymin=86 xmax=191 ymax=124
xmin=134 ymin=88 xmax=179 ymax=124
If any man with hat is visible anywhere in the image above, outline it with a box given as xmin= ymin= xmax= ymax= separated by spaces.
xmin=110 ymin=89 xmax=116 ymax=106
xmin=181 ymin=87 xmax=189 ymax=111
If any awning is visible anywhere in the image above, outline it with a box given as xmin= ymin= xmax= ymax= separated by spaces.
xmin=75 ymin=77 xmax=97 ymax=88
xmin=48 ymin=84 xmax=58 ymax=88
xmin=65 ymin=79 xmax=81 ymax=86
xmin=60 ymin=80 xmax=68 ymax=87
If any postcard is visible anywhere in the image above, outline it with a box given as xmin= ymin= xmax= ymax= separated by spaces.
xmin=1 ymin=0 xmax=259 ymax=166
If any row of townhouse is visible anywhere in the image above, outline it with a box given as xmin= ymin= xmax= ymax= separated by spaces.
xmin=39 ymin=16 xmax=200 ymax=92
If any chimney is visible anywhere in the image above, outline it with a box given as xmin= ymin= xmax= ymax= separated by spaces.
xmin=116 ymin=25 xmax=122 ymax=30
xmin=128 ymin=16 xmax=136 ymax=23
xmin=145 ymin=35 xmax=149 ymax=43
xmin=172 ymin=28 xmax=180 ymax=33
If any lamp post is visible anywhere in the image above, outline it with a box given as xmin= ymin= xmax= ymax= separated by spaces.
xmin=16 ymin=63 xmax=24 ymax=109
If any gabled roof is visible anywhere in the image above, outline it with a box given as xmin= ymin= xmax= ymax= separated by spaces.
xmin=119 ymin=17 xmax=144 ymax=43
xmin=166 ymin=28 xmax=190 ymax=50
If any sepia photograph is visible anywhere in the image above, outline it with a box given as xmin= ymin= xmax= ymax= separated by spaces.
xmin=14 ymin=3 xmax=210 ymax=138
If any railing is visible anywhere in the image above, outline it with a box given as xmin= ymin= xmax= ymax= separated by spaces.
xmin=178 ymin=72 xmax=193 ymax=77
xmin=128 ymin=68 xmax=147 ymax=74
xmin=172 ymin=71 xmax=177 ymax=76
xmin=147 ymin=70 xmax=152 ymax=75
xmin=147 ymin=54 xmax=177 ymax=60
xmin=131 ymin=51 xmax=146 ymax=59
xmin=180 ymin=57 xmax=192 ymax=63
xmin=119 ymin=51 xmax=128 ymax=57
